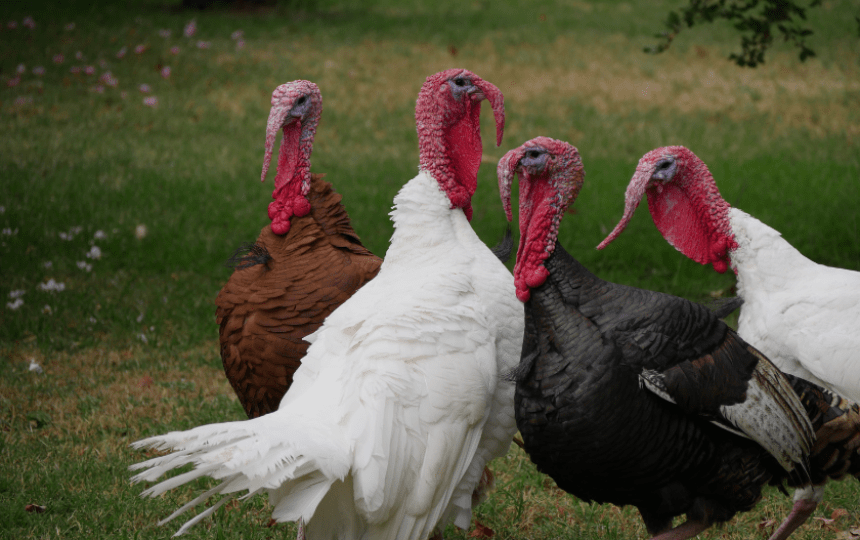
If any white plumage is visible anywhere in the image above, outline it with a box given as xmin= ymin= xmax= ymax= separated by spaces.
xmin=130 ymin=69 xmax=522 ymax=540
xmin=728 ymin=207 xmax=860 ymax=402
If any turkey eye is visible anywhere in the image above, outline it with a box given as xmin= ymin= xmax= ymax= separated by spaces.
xmin=453 ymin=78 xmax=466 ymax=87
xmin=296 ymin=96 xmax=307 ymax=105
xmin=527 ymin=151 xmax=540 ymax=159
xmin=657 ymin=159 xmax=672 ymax=170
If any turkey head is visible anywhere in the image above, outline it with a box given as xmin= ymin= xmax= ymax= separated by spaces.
xmin=261 ymin=80 xmax=322 ymax=235
xmin=416 ymin=68 xmax=505 ymax=221
xmin=597 ymin=146 xmax=737 ymax=274
xmin=498 ymin=137 xmax=585 ymax=301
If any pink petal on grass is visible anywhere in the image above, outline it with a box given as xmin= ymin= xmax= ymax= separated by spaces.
xmin=169 ymin=46 xmax=179 ymax=55
xmin=116 ymin=46 xmax=127 ymax=59
xmin=143 ymin=96 xmax=158 ymax=108
xmin=138 ymin=83 xmax=151 ymax=93
xmin=157 ymin=29 xmax=171 ymax=38
xmin=22 ymin=17 xmax=35 ymax=29
xmin=32 ymin=66 xmax=45 ymax=76
xmin=160 ymin=66 xmax=170 ymax=78
xmin=83 ymin=65 xmax=95 ymax=75
xmin=183 ymin=19 xmax=196 ymax=37
xmin=196 ymin=40 xmax=210 ymax=49
xmin=7 ymin=76 xmax=21 ymax=87
xmin=64 ymin=22 xmax=75 ymax=31
xmin=133 ymin=44 xmax=147 ymax=54
xmin=52 ymin=54 xmax=64 ymax=64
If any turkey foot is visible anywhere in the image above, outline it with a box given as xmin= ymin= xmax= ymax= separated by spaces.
xmin=767 ymin=498 xmax=817 ymax=540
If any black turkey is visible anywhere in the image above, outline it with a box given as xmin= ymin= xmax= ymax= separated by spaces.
xmin=498 ymin=136 xmax=860 ymax=540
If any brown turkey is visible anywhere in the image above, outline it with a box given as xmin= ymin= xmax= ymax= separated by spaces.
xmin=497 ymin=136 xmax=860 ymax=540
xmin=216 ymin=80 xmax=381 ymax=420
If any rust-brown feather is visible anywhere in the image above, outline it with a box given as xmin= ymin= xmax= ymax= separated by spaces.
xmin=216 ymin=173 xmax=381 ymax=419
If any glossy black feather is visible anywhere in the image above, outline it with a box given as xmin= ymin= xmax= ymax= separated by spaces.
xmin=514 ymin=243 xmax=794 ymax=534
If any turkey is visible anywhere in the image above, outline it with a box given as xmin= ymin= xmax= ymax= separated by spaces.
xmin=598 ymin=145 xmax=860 ymax=404
xmin=596 ymin=145 xmax=860 ymax=537
xmin=499 ymin=136 xmax=860 ymax=540
xmin=130 ymin=68 xmax=523 ymax=540
xmin=215 ymin=79 xmax=381 ymax=420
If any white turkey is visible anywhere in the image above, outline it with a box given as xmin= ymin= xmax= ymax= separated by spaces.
xmin=130 ymin=68 xmax=523 ymax=540
xmin=598 ymin=146 xmax=860 ymax=403
xmin=500 ymin=136 xmax=860 ymax=540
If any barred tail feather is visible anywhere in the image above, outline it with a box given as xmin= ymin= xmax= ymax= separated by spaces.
xmin=129 ymin=413 xmax=351 ymax=535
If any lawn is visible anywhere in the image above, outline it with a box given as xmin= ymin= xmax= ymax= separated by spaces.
xmin=1 ymin=0 xmax=859 ymax=538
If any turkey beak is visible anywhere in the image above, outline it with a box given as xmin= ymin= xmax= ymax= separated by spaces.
xmin=260 ymin=100 xmax=298 ymax=183
xmin=473 ymin=77 xmax=505 ymax=148
xmin=596 ymin=169 xmax=649 ymax=250
xmin=497 ymin=147 xmax=522 ymax=223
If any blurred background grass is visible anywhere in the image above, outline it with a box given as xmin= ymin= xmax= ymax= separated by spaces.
xmin=1 ymin=0 xmax=858 ymax=538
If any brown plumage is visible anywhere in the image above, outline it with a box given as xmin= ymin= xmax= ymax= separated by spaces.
xmin=215 ymin=81 xmax=381 ymax=419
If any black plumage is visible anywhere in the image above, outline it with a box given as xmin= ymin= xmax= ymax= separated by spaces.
xmin=498 ymin=137 xmax=860 ymax=540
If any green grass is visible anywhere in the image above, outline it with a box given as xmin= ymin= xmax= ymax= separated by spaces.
xmin=2 ymin=0 xmax=860 ymax=538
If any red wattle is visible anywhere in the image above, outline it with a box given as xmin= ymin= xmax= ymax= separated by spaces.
xmin=648 ymin=183 xmax=732 ymax=272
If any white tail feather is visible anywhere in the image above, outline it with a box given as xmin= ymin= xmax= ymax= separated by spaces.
xmin=130 ymin=412 xmax=350 ymax=535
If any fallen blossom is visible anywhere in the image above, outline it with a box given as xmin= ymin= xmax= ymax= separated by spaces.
xmin=99 ymin=59 xmax=108 ymax=69
xmin=22 ymin=17 xmax=35 ymax=29
xmin=136 ymin=312 xmax=145 ymax=323
xmin=42 ymin=305 xmax=52 ymax=314
xmin=2 ymin=227 xmax=18 ymax=235
xmin=158 ymin=29 xmax=171 ymax=38
xmin=59 ymin=226 xmax=82 ymax=240
xmin=137 ymin=333 xmax=148 ymax=344
xmin=52 ymin=54 xmax=64 ymax=64
xmin=135 ymin=224 xmax=147 ymax=239
xmin=83 ymin=65 xmax=95 ymax=75
xmin=86 ymin=245 xmax=102 ymax=259
xmin=100 ymin=71 xmax=118 ymax=87
xmin=88 ymin=316 xmax=97 ymax=324
xmin=169 ymin=46 xmax=180 ymax=55
xmin=236 ymin=40 xmax=245 ymax=50
xmin=28 ymin=360 xmax=43 ymax=374
xmin=25 ymin=503 xmax=46 ymax=512
xmin=32 ymin=66 xmax=45 ymax=76
xmin=7 ymin=21 xmax=17 ymax=29
xmin=160 ymin=66 xmax=170 ymax=78
xmin=7 ymin=76 xmax=20 ymax=87
xmin=143 ymin=96 xmax=158 ymax=108
xmin=231 ymin=30 xmax=243 ymax=40
xmin=196 ymin=40 xmax=210 ymax=49
xmin=76 ymin=261 xmax=92 ymax=272
xmin=75 ymin=51 xmax=83 ymax=60
xmin=133 ymin=44 xmax=147 ymax=54
xmin=183 ymin=18 xmax=196 ymax=37
xmin=43 ymin=261 xmax=52 ymax=269
xmin=9 ymin=290 xmax=25 ymax=299
xmin=116 ymin=46 xmax=127 ymax=59
xmin=70 ymin=66 xmax=81 ymax=74
xmin=13 ymin=97 xmax=32 ymax=106
xmin=93 ymin=230 xmax=106 ymax=240
xmin=64 ymin=22 xmax=75 ymax=31
xmin=38 ymin=279 xmax=66 ymax=292
xmin=6 ymin=298 xmax=24 ymax=310
xmin=90 ymin=85 xmax=105 ymax=93
xmin=138 ymin=83 xmax=151 ymax=93
xmin=16 ymin=63 xmax=26 ymax=74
